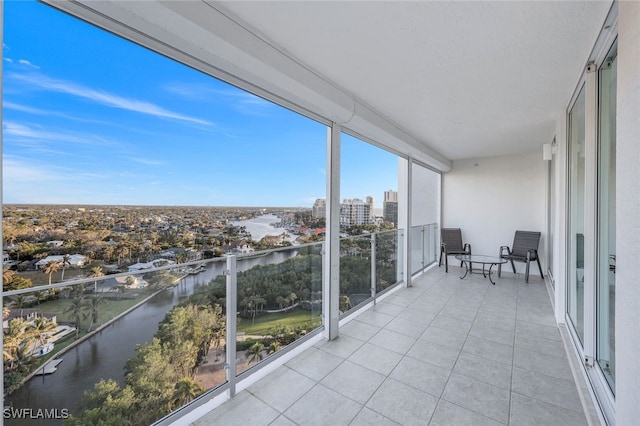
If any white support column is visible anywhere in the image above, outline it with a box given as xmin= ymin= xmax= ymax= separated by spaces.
xmin=616 ymin=3 xmax=640 ymax=422
xmin=397 ymin=157 xmax=410 ymax=286
xmin=323 ymin=124 xmax=341 ymax=340
xmin=406 ymin=159 xmax=413 ymax=286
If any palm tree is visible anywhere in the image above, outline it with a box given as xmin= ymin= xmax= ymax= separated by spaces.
xmin=12 ymin=294 xmax=27 ymax=309
xmin=86 ymin=295 xmax=106 ymax=332
xmin=59 ymin=254 xmax=72 ymax=281
xmin=63 ymin=296 xmax=87 ymax=339
xmin=88 ymin=266 xmax=104 ymax=293
xmin=32 ymin=291 xmax=46 ymax=305
xmin=246 ymin=342 xmax=265 ymax=365
xmin=267 ymin=341 xmax=281 ymax=355
xmin=43 ymin=260 xmax=62 ymax=285
xmin=126 ymin=275 xmax=137 ymax=286
xmin=3 ymin=267 xmax=16 ymax=283
xmin=170 ymin=378 xmax=204 ymax=410
xmin=32 ymin=317 xmax=56 ymax=345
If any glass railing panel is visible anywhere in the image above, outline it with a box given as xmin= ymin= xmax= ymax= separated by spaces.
xmin=3 ymin=259 xmax=229 ymax=425
xmin=410 ymin=225 xmax=424 ymax=275
xmin=410 ymin=223 xmax=438 ymax=276
xmin=422 ymin=223 xmax=437 ymax=267
xmin=375 ymin=230 xmax=403 ymax=294
xmin=232 ymin=243 xmax=323 ymax=376
xmin=339 ymin=235 xmax=373 ymax=314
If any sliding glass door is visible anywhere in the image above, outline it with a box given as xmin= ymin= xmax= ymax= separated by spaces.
xmin=597 ymin=40 xmax=617 ymax=392
xmin=567 ymin=85 xmax=586 ymax=345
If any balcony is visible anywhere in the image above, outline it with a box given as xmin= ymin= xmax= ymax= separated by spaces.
xmin=181 ymin=266 xmax=594 ymax=426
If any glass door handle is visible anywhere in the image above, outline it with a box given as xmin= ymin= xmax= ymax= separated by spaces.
xmin=609 ymin=255 xmax=616 ymax=273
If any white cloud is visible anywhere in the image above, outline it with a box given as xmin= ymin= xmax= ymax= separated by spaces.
xmin=2 ymin=156 xmax=113 ymax=204
xmin=3 ymin=121 xmax=117 ymax=147
xmin=8 ymin=72 xmax=213 ymax=126
xmin=129 ymin=158 xmax=164 ymax=166
xmin=18 ymin=59 xmax=40 ymax=69
xmin=164 ymin=82 xmax=273 ymax=115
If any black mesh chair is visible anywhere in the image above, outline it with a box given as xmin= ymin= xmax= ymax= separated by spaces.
xmin=498 ymin=230 xmax=543 ymax=282
xmin=438 ymin=228 xmax=471 ymax=273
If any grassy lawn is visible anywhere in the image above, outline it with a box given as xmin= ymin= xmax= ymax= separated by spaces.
xmin=237 ymin=308 xmax=322 ymax=336
xmin=18 ymin=269 xmax=88 ymax=287
xmin=40 ymin=295 xmax=146 ymax=325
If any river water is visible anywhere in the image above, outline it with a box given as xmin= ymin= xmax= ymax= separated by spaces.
xmin=5 ymin=217 xmax=296 ymax=425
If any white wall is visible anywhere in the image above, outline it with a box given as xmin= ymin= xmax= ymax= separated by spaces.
xmin=615 ymin=2 xmax=640 ymax=423
xmin=442 ymin=153 xmax=547 ymax=274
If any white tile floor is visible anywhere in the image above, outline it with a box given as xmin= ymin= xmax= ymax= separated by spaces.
xmin=190 ymin=267 xmax=593 ymax=425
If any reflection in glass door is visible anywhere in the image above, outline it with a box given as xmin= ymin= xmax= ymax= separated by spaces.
xmin=568 ymin=85 xmax=586 ymax=344
xmin=547 ymin=140 xmax=556 ymax=286
xmin=597 ymin=41 xmax=617 ymax=392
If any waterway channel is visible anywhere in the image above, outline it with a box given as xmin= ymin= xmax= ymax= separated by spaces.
xmin=5 ymin=216 xmax=297 ymax=425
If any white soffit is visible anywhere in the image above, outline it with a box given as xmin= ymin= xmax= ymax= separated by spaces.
xmin=215 ymin=0 xmax=612 ymax=160
xmin=48 ymin=0 xmax=611 ymax=164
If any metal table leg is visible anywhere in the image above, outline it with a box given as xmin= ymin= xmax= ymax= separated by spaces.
xmin=459 ymin=261 xmax=470 ymax=280
xmin=488 ymin=263 xmax=497 ymax=285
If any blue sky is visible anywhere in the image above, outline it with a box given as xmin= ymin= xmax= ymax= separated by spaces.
xmin=2 ymin=1 xmax=397 ymax=208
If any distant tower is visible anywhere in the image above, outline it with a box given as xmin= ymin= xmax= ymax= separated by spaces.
xmin=312 ymin=198 xmax=326 ymax=219
xmin=340 ymin=199 xmax=372 ymax=226
xmin=365 ymin=196 xmax=375 ymax=220
xmin=383 ymin=190 xmax=398 ymax=224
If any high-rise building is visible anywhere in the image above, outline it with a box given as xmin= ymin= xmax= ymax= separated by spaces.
xmin=312 ymin=198 xmax=326 ymax=219
xmin=365 ymin=196 xmax=374 ymax=220
xmin=383 ymin=190 xmax=398 ymax=224
xmin=340 ymin=198 xmax=372 ymax=226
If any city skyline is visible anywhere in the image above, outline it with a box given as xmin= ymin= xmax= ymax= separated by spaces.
xmin=2 ymin=1 xmax=397 ymax=208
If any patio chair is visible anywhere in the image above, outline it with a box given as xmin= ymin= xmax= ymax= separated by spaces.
xmin=498 ymin=230 xmax=543 ymax=282
xmin=438 ymin=228 xmax=471 ymax=273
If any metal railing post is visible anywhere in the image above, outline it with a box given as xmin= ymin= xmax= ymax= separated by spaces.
xmin=371 ymin=234 xmax=377 ymax=304
xmin=225 ymin=255 xmax=237 ymax=397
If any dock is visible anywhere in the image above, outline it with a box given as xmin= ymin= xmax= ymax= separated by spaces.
xmin=34 ymin=359 xmax=63 ymax=376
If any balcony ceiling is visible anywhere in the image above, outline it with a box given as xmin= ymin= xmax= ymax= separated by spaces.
xmin=50 ymin=0 xmax=612 ymax=163
xmin=212 ymin=1 xmax=612 ymax=160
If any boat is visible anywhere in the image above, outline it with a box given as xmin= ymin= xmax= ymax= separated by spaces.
xmin=187 ymin=265 xmax=205 ymax=275
xmin=34 ymin=358 xmax=63 ymax=376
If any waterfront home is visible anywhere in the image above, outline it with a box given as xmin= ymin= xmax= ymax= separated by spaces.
xmin=35 ymin=254 xmax=87 ymax=269
xmin=3 ymin=309 xmax=57 ymax=331
xmin=127 ymin=258 xmax=175 ymax=272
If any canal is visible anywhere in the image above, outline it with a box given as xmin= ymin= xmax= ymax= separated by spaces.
xmin=6 ymin=245 xmax=295 ymax=425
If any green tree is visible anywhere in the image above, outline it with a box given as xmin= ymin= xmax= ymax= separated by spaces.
xmin=3 ymin=267 xmax=15 ymax=283
xmin=43 ymin=260 xmax=61 ymax=285
xmin=268 ymin=341 xmax=281 ymax=355
xmin=63 ymin=295 xmax=87 ymax=339
xmin=3 ymin=273 xmax=33 ymax=292
xmin=66 ymin=379 xmax=136 ymax=426
xmin=246 ymin=342 xmax=265 ymax=365
xmin=86 ymin=296 xmax=107 ymax=332
xmin=32 ymin=316 xmax=56 ymax=345
xmin=59 ymin=254 xmax=72 ymax=281
xmin=88 ymin=266 xmax=104 ymax=293
xmin=169 ymin=377 xmax=203 ymax=410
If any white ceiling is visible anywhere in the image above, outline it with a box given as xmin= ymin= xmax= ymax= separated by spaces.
xmin=50 ymin=0 xmax=613 ymax=164
xmin=213 ymin=0 xmax=612 ymax=160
